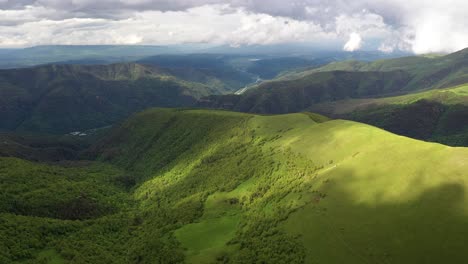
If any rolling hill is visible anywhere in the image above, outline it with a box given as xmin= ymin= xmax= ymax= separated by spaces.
xmin=199 ymin=70 xmax=413 ymax=113
xmin=310 ymin=84 xmax=468 ymax=146
xmin=280 ymin=47 xmax=468 ymax=90
xmin=137 ymin=54 xmax=257 ymax=91
xmin=3 ymin=108 xmax=468 ymax=263
xmin=200 ymin=48 xmax=468 ymax=146
xmin=202 ymin=48 xmax=468 ymax=112
xmin=0 ymin=63 xmax=245 ymax=134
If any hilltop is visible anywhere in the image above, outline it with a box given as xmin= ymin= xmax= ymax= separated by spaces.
xmin=3 ymin=108 xmax=468 ymax=263
xmin=311 ymin=83 xmax=468 ymax=146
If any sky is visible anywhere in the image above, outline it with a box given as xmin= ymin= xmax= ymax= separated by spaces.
xmin=0 ymin=0 xmax=467 ymax=54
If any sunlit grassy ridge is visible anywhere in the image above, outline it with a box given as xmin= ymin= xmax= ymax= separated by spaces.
xmin=314 ymin=83 xmax=468 ymax=113
xmin=2 ymin=108 xmax=468 ymax=263
xmin=96 ymin=109 xmax=468 ymax=263
xmin=311 ymin=84 xmax=468 ymax=146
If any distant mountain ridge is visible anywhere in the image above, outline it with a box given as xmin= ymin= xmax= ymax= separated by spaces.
xmin=0 ymin=63 xmax=238 ymax=134
xmin=199 ymin=48 xmax=468 ymax=146
xmin=199 ymin=48 xmax=468 ymax=112
xmin=280 ymin=47 xmax=468 ymax=90
xmin=199 ymin=70 xmax=414 ymax=113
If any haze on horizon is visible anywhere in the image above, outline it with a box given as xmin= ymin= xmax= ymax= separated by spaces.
xmin=0 ymin=0 xmax=467 ymax=54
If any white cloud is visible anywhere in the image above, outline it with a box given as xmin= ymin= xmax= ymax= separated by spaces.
xmin=335 ymin=12 xmax=390 ymax=38
xmin=0 ymin=5 xmax=339 ymax=48
xmin=1 ymin=0 xmax=468 ymax=54
xmin=343 ymin=33 xmax=362 ymax=52
xmin=402 ymin=6 xmax=468 ymax=54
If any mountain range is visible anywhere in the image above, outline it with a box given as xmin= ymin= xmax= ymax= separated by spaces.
xmin=2 ymin=108 xmax=468 ymax=263
xmin=201 ymin=48 xmax=468 ymax=146
xmin=1 ymin=46 xmax=468 ymax=264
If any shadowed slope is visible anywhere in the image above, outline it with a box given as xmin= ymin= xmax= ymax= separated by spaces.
xmin=0 ymin=63 xmax=227 ymax=134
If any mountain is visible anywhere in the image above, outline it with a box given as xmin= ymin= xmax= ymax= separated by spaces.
xmin=2 ymin=52 xmax=405 ymax=135
xmin=199 ymin=70 xmax=413 ymax=113
xmin=2 ymin=108 xmax=468 ymax=263
xmin=202 ymin=48 xmax=468 ymax=114
xmin=0 ymin=63 xmax=232 ymax=134
xmin=138 ymin=51 xmax=410 ymax=81
xmin=199 ymin=48 xmax=468 ymax=145
xmin=281 ymin=47 xmax=468 ymax=90
xmin=138 ymin=54 xmax=257 ymax=91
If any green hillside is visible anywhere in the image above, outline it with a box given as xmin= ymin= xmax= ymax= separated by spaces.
xmin=0 ymin=132 xmax=92 ymax=162
xmin=138 ymin=54 xmax=257 ymax=90
xmin=280 ymin=47 xmax=468 ymax=91
xmin=0 ymin=63 xmax=240 ymax=134
xmin=199 ymin=48 xmax=468 ymax=146
xmin=201 ymin=48 xmax=468 ymax=116
xmin=199 ymin=70 xmax=413 ymax=113
xmin=4 ymin=108 xmax=468 ymax=263
xmin=311 ymin=84 xmax=468 ymax=146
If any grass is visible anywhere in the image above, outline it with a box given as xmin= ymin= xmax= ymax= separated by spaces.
xmin=310 ymin=84 xmax=468 ymax=146
xmin=2 ymin=108 xmax=468 ymax=263
xmin=175 ymin=214 xmax=240 ymax=263
xmin=36 ymin=249 xmax=66 ymax=264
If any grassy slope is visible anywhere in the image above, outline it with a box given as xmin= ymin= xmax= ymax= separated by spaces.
xmin=311 ymin=84 xmax=468 ymax=146
xmin=311 ymin=83 xmax=468 ymax=115
xmin=3 ymin=108 xmax=468 ymax=263
xmin=89 ymin=109 xmax=468 ymax=263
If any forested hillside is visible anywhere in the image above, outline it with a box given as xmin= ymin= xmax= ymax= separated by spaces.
xmin=3 ymin=109 xmax=467 ymax=263
xmin=0 ymin=63 xmax=240 ymax=134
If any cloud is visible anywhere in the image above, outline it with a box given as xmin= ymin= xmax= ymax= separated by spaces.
xmin=0 ymin=5 xmax=336 ymax=47
xmin=343 ymin=33 xmax=362 ymax=52
xmin=0 ymin=0 xmax=467 ymax=54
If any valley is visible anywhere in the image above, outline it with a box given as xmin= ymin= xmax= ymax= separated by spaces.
xmin=0 ymin=43 xmax=468 ymax=264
